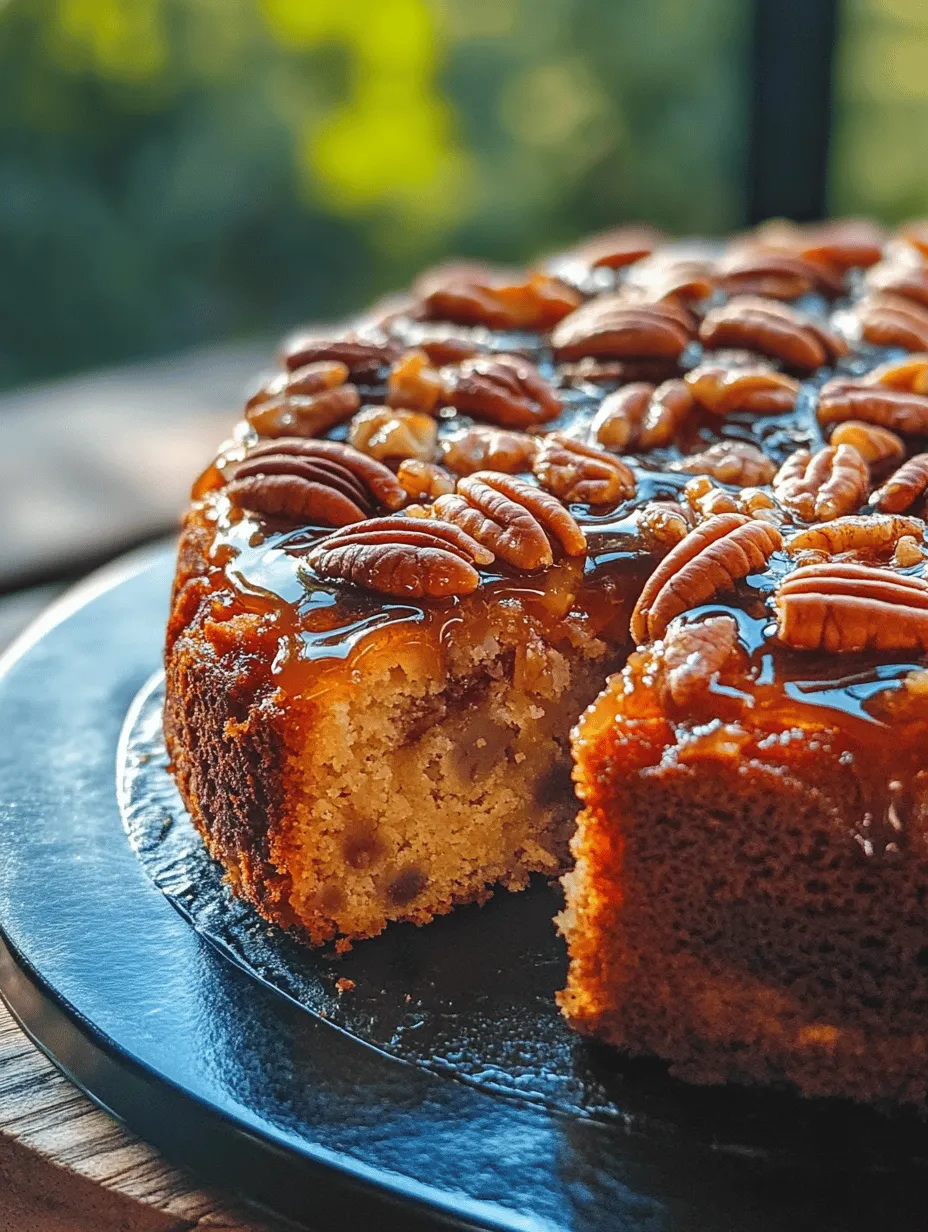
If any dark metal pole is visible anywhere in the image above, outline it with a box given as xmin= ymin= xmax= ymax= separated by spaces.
xmin=747 ymin=0 xmax=839 ymax=224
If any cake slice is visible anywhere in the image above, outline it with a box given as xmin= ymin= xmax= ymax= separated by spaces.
xmin=560 ymin=549 xmax=928 ymax=1103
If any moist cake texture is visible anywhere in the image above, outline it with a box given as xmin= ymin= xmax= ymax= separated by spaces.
xmin=165 ymin=216 xmax=928 ymax=1100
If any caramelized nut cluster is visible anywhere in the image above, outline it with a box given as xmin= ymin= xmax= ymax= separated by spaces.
xmin=205 ymin=216 xmax=928 ymax=639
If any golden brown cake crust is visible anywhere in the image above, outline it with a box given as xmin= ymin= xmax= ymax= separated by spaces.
xmin=165 ymin=509 xmax=298 ymax=929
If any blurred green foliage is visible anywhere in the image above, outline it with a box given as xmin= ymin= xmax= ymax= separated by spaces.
xmin=830 ymin=0 xmax=928 ymax=222
xmin=0 ymin=0 xmax=752 ymax=388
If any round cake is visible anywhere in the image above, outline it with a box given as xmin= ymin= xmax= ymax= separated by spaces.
xmin=165 ymin=216 xmax=928 ymax=1101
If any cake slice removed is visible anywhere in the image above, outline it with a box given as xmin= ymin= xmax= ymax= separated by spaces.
xmin=166 ymin=504 xmax=645 ymax=947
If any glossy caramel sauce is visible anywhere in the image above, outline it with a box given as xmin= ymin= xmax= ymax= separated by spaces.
xmin=187 ymin=272 xmax=928 ymax=855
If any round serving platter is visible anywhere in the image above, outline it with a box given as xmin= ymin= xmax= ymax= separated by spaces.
xmin=1 ymin=542 xmax=928 ymax=1232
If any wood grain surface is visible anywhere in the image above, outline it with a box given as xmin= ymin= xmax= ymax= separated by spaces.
xmin=0 ymin=998 xmax=291 ymax=1232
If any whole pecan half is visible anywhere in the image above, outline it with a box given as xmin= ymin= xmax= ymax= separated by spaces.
xmin=855 ymin=293 xmax=928 ymax=352
xmin=817 ymin=378 xmax=928 ymax=435
xmin=776 ymin=561 xmax=928 ymax=653
xmin=442 ymin=355 xmax=562 ymax=428
xmin=630 ymin=513 xmax=782 ymax=644
xmin=863 ymin=354 xmax=928 ymax=394
xmin=672 ymin=441 xmax=776 ymax=487
xmin=279 ymin=331 xmax=402 ymax=382
xmin=348 ymin=406 xmax=438 ymax=462
xmin=396 ymin=459 xmax=456 ymax=501
xmin=225 ymin=439 xmax=405 ymax=525
xmin=872 ymin=455 xmax=928 ymax=513
xmin=307 ymin=516 xmax=494 ymax=599
xmin=550 ymin=294 xmax=694 ymax=362
xmin=532 ymin=433 xmax=636 ymax=505
xmin=419 ymin=265 xmax=580 ymax=331
xmin=246 ymin=361 xmax=361 ymax=438
xmin=591 ymin=379 xmax=694 ymax=451
xmin=786 ymin=514 xmax=925 ymax=558
xmin=773 ymin=445 xmax=869 ymax=521
xmin=386 ymin=349 xmax=445 ymax=414
xmin=684 ymin=362 xmax=799 ymax=416
xmin=829 ymin=421 xmax=905 ymax=478
xmin=717 ymin=246 xmax=844 ymax=299
xmin=699 ymin=296 xmax=847 ymax=372
xmin=441 ymin=424 xmax=538 ymax=476
xmin=433 ymin=472 xmax=586 ymax=570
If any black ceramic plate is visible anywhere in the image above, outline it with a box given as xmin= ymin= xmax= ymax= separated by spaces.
xmin=2 ymin=544 xmax=928 ymax=1232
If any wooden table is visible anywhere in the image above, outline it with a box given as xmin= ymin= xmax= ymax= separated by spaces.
xmin=0 ymin=346 xmax=296 ymax=1232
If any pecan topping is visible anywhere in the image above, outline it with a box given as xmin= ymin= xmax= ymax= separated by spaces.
xmin=863 ymin=354 xmax=928 ymax=394
xmin=280 ymin=331 xmax=401 ymax=382
xmin=622 ymin=250 xmax=716 ymax=304
xmin=396 ymin=459 xmax=455 ymax=501
xmin=630 ymin=513 xmax=782 ymax=644
xmin=551 ymin=225 xmax=661 ymax=274
xmin=386 ymin=349 xmax=445 ymax=414
xmin=899 ymin=221 xmax=928 ymax=259
xmin=699 ymin=296 xmax=847 ymax=372
xmin=796 ymin=218 xmax=886 ymax=270
xmin=829 ymin=421 xmax=905 ymax=478
xmin=776 ymin=561 xmax=928 ymax=653
xmin=442 ymin=355 xmax=561 ymax=428
xmin=684 ymin=362 xmax=799 ymax=416
xmin=307 ymin=516 xmax=493 ymax=599
xmin=865 ymin=255 xmax=928 ymax=310
xmin=348 ymin=406 xmax=438 ymax=462
xmin=717 ymin=246 xmax=844 ymax=299
xmin=672 ymin=441 xmax=776 ymax=487
xmin=419 ymin=265 xmax=580 ymax=331
xmin=441 ymin=424 xmax=538 ymax=476
xmin=751 ymin=217 xmax=886 ymax=270
xmin=532 ymin=434 xmax=636 ymax=505
xmin=855 ymin=293 xmax=928 ymax=352
xmin=415 ymin=335 xmax=484 ymax=367
xmin=817 ymin=378 xmax=928 ymax=435
xmin=773 ymin=445 xmax=869 ymax=521
xmin=433 ymin=472 xmax=585 ymax=569
xmin=786 ymin=514 xmax=925 ymax=558
xmin=245 ymin=361 xmax=360 ymax=438
xmin=895 ymin=535 xmax=927 ymax=567
xmin=637 ymin=501 xmax=694 ymax=552
xmin=224 ymin=439 xmax=405 ymax=526
xmin=872 ymin=455 xmax=928 ymax=513
xmin=558 ymin=357 xmax=680 ymax=387
xmin=660 ymin=614 xmax=741 ymax=706
xmin=591 ymin=379 xmax=694 ymax=451
xmin=683 ymin=476 xmax=781 ymax=524
xmin=550 ymin=295 xmax=694 ymax=362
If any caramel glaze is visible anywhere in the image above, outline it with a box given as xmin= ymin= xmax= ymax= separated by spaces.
xmin=185 ymin=279 xmax=928 ymax=869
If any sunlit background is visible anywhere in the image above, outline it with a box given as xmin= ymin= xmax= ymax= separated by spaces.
xmin=3 ymin=0 xmax=923 ymax=392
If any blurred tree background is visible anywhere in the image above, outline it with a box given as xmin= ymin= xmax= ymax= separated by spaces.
xmin=0 ymin=0 xmax=924 ymax=392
